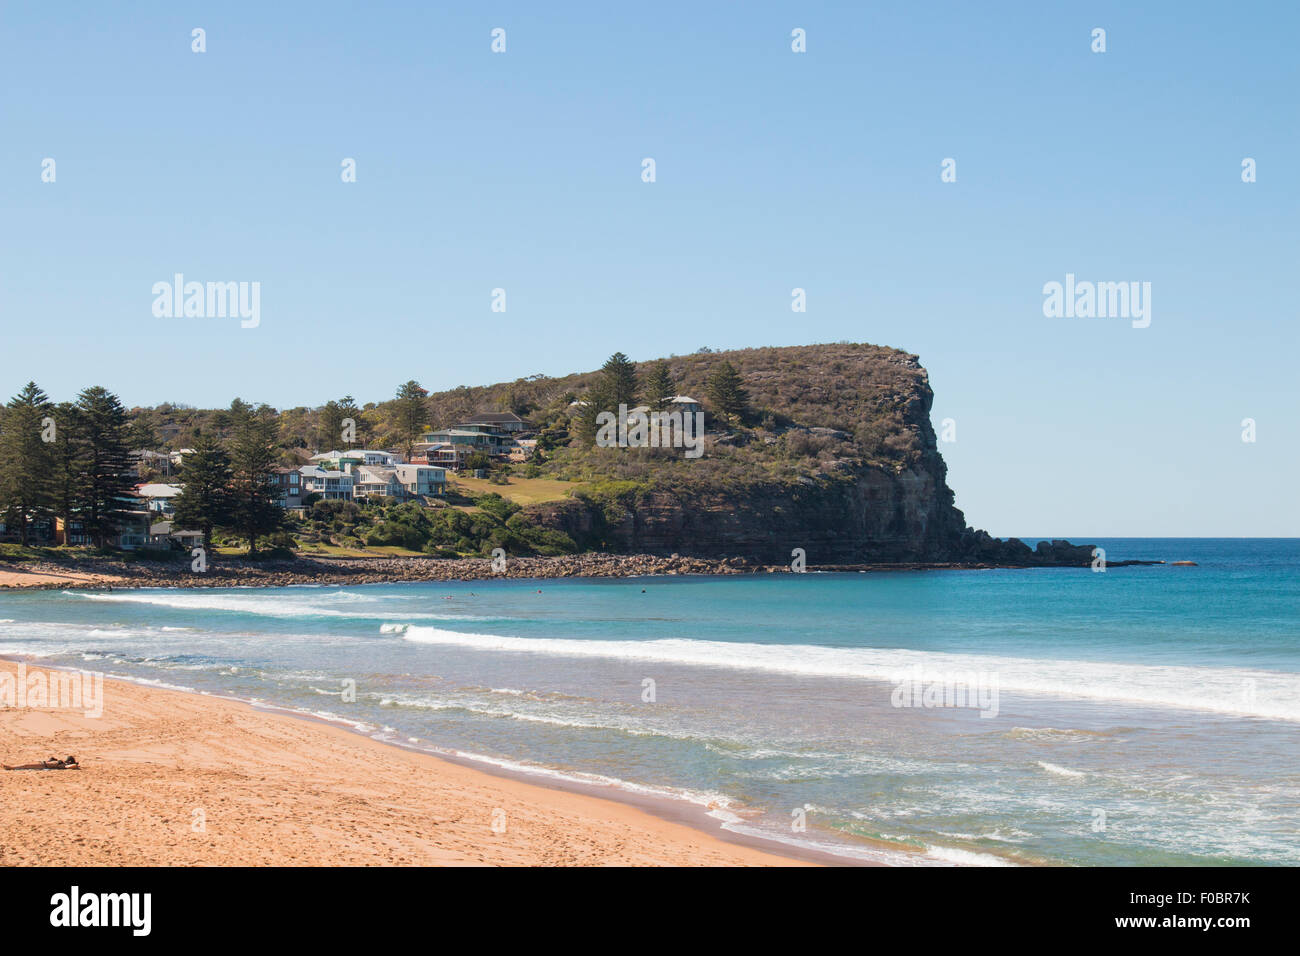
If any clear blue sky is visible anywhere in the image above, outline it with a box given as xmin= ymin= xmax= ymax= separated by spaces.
xmin=1 ymin=2 xmax=1295 ymax=536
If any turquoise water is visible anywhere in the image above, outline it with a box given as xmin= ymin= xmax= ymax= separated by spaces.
xmin=2 ymin=538 xmax=1297 ymax=865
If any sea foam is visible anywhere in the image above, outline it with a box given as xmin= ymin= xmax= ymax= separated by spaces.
xmin=393 ymin=625 xmax=1300 ymax=722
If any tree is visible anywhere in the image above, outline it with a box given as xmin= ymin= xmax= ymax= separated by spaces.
xmin=337 ymin=395 xmax=364 ymax=446
xmin=573 ymin=377 xmax=614 ymax=445
xmin=48 ymin=402 xmax=87 ymax=547
xmin=75 ymin=386 xmax=135 ymax=548
xmin=173 ymin=430 xmax=233 ymax=554
xmin=644 ymin=360 xmax=675 ymax=412
xmin=319 ymin=395 xmax=366 ymax=450
xmin=501 ymin=381 xmax=532 ymax=417
xmin=391 ymin=381 xmax=429 ymax=459
xmin=706 ymin=361 xmax=749 ymax=423
xmin=600 ymin=352 xmax=638 ymax=409
xmin=125 ymin=414 xmax=159 ymax=451
xmin=0 ymin=382 xmax=55 ymax=545
xmin=225 ymin=400 xmax=283 ymax=555
xmin=317 ymin=400 xmax=345 ymax=450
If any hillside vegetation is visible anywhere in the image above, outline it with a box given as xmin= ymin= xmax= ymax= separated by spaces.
xmin=99 ymin=343 xmax=986 ymax=562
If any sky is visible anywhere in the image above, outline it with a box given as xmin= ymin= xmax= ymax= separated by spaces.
xmin=1 ymin=2 xmax=1295 ymax=537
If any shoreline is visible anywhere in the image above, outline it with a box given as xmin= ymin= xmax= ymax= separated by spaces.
xmin=0 ymin=551 xmax=1165 ymax=592
xmin=0 ymin=658 xmax=837 ymax=867
xmin=249 ymin=699 xmax=879 ymax=867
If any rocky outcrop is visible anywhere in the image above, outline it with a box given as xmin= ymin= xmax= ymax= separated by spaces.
xmin=1 ymin=554 xmax=760 ymax=590
xmin=521 ymin=349 xmax=1097 ymax=566
xmin=952 ymin=534 xmax=1098 ymax=567
xmin=527 ymin=469 xmax=967 ymax=564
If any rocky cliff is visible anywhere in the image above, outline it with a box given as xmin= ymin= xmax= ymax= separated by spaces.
xmin=458 ymin=343 xmax=1096 ymax=567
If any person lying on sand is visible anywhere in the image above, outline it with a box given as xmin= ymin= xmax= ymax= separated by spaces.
xmin=3 ymin=755 xmax=79 ymax=771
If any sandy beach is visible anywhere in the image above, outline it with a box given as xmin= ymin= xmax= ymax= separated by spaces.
xmin=0 ymin=660 xmax=810 ymax=866
xmin=0 ymin=566 xmax=131 ymax=590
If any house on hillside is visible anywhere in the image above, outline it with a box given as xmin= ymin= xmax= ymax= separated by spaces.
xmin=271 ymin=468 xmax=303 ymax=508
xmin=506 ymin=438 xmax=537 ymax=462
xmin=55 ymin=506 xmax=153 ymax=550
xmin=352 ymin=465 xmax=403 ymax=500
xmin=669 ymin=395 xmax=702 ymax=415
xmin=299 ymin=465 xmax=355 ymax=500
xmin=135 ymin=483 xmax=184 ymax=515
xmin=310 ymin=449 xmax=398 ymax=471
xmin=394 ymin=464 xmax=446 ymax=497
xmin=411 ymin=442 xmax=466 ymax=470
xmin=353 ymin=464 xmax=447 ymax=501
xmin=149 ymin=521 xmax=204 ymax=551
xmin=458 ymin=412 xmax=530 ymax=434
xmin=130 ymin=449 xmax=175 ymax=479
xmin=421 ymin=428 xmax=510 ymax=455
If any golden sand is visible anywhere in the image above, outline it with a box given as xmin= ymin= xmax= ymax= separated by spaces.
xmin=0 ymin=661 xmax=808 ymax=866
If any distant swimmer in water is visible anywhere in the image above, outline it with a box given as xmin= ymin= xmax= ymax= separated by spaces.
xmin=4 ymin=755 xmax=79 ymax=771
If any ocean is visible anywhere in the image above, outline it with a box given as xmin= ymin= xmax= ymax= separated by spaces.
xmin=2 ymin=537 xmax=1296 ymax=866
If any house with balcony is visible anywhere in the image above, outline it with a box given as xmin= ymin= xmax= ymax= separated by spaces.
xmin=135 ymin=483 xmax=184 ymax=515
xmin=351 ymin=465 xmax=403 ymax=500
xmin=422 ymin=428 xmax=510 ymax=451
xmin=309 ymin=449 xmax=400 ymax=471
xmin=411 ymin=442 xmax=467 ymax=470
xmin=55 ymin=507 xmax=153 ymax=550
xmin=353 ymin=464 xmax=447 ymax=500
xmin=299 ymin=465 xmax=355 ymax=500
xmin=271 ymin=467 xmax=303 ymax=508
xmin=458 ymin=412 xmax=530 ymax=434
xmin=394 ymin=464 xmax=446 ymax=497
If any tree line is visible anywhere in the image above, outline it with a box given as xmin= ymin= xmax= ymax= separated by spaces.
xmin=573 ymin=353 xmax=749 ymax=442
xmin=0 ymin=383 xmax=136 ymax=547
xmin=0 ymin=383 xmax=284 ymax=553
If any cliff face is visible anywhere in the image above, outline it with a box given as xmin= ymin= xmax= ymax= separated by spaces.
xmin=529 ymin=465 xmax=965 ymax=563
xmin=443 ymin=342 xmax=1092 ymax=566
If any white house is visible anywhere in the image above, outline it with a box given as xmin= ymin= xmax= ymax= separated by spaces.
xmin=670 ymin=395 xmax=702 ymax=415
xmin=394 ymin=464 xmax=446 ymax=497
xmin=299 ymin=465 xmax=355 ymax=500
xmin=351 ymin=465 xmax=402 ymax=500
xmin=310 ymin=449 xmax=399 ymax=471
xmin=352 ymin=464 xmax=446 ymax=500
xmin=135 ymin=483 xmax=184 ymax=515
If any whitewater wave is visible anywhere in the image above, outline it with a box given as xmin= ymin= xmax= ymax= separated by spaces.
xmin=66 ymin=590 xmax=511 ymax=623
xmin=923 ymin=845 xmax=1018 ymax=866
xmin=1005 ymin=726 xmax=1121 ymax=743
xmin=1037 ymin=761 xmax=1087 ymax=779
xmin=393 ymin=625 xmax=1300 ymax=722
